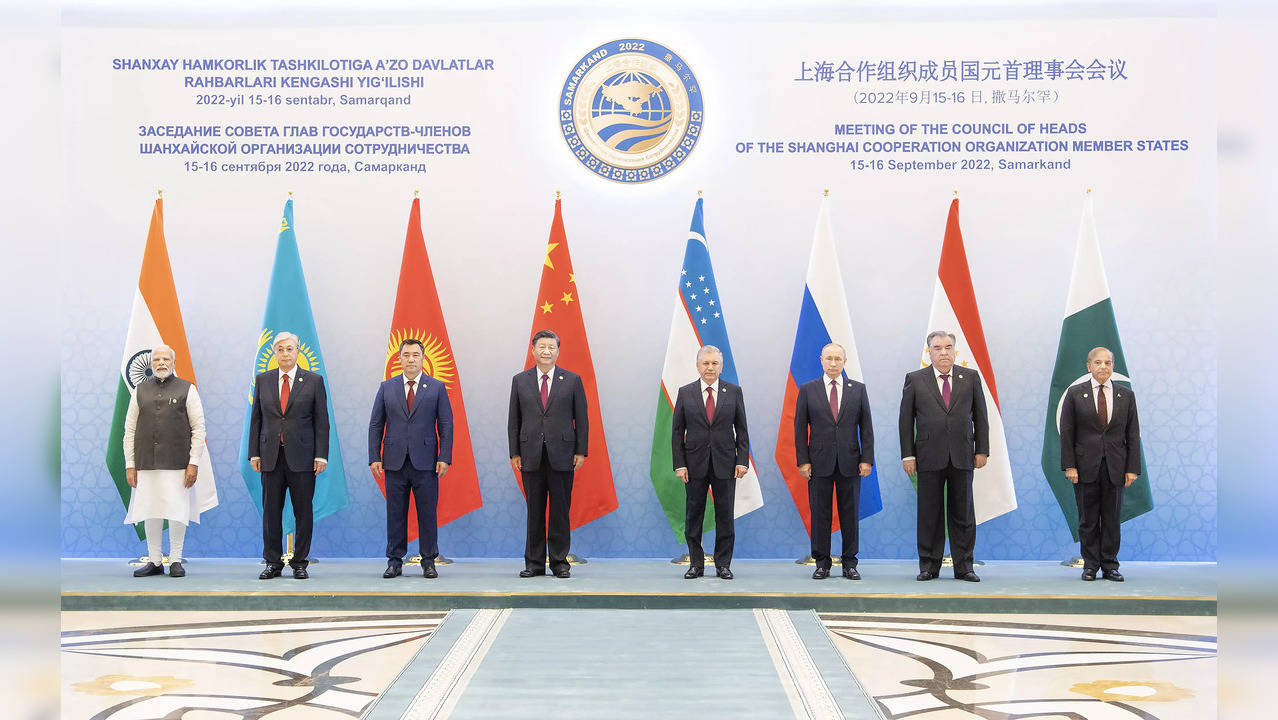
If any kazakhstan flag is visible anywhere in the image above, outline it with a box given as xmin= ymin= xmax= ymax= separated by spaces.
xmin=237 ymin=198 xmax=348 ymax=536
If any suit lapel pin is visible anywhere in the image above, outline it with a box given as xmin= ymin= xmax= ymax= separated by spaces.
xmin=297 ymin=376 xmax=303 ymax=383
xmin=1083 ymin=393 xmax=1089 ymax=398
xmin=558 ymin=375 xmax=564 ymax=380
xmin=957 ymin=374 xmax=963 ymax=379
xmin=1116 ymin=393 xmax=1122 ymax=398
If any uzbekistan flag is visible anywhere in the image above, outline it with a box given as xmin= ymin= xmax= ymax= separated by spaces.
xmin=649 ymin=197 xmax=764 ymax=541
xmin=774 ymin=195 xmax=882 ymax=535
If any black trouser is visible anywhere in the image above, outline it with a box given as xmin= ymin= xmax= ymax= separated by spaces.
xmin=385 ymin=465 xmax=439 ymax=566
xmin=685 ymin=473 xmax=736 ymax=568
xmin=1075 ymin=462 xmax=1124 ymax=571
xmin=916 ymin=464 xmax=975 ymax=576
xmin=522 ymin=446 xmax=574 ymax=574
xmin=262 ymin=444 xmax=315 ymax=569
xmin=810 ymin=473 xmax=861 ymax=569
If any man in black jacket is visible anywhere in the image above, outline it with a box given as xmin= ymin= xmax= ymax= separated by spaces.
xmin=1059 ymin=347 xmax=1142 ymax=582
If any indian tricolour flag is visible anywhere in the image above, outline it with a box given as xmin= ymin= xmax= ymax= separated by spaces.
xmin=919 ymin=199 xmax=1016 ymax=524
xmin=1041 ymin=193 xmax=1153 ymax=540
xmin=104 ymin=198 xmax=218 ymax=539
xmin=649 ymin=197 xmax=764 ymax=541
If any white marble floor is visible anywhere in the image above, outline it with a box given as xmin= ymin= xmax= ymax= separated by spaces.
xmin=820 ymin=612 xmax=1217 ymax=719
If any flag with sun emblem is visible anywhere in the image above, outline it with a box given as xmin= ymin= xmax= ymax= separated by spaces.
xmin=236 ymin=198 xmax=349 ymax=535
xmin=513 ymin=196 xmax=618 ymax=528
xmin=376 ymin=197 xmax=482 ymax=538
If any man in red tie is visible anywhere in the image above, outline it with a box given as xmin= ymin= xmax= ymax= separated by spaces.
xmin=1059 ymin=347 xmax=1143 ymax=582
xmin=899 ymin=331 xmax=989 ymax=583
xmin=249 ymin=332 xmax=329 ymax=580
xmin=672 ymin=345 xmax=751 ymax=580
xmin=508 ymin=330 xmax=588 ymax=579
xmin=368 ymin=338 xmax=453 ymax=579
xmin=794 ymin=343 xmax=875 ymax=580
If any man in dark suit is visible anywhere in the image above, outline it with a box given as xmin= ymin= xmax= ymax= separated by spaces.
xmin=672 ymin=345 xmax=750 ymax=580
xmin=899 ymin=330 xmax=989 ymax=582
xmin=508 ymin=330 xmax=588 ymax=579
xmin=1059 ymin=347 xmax=1142 ymax=582
xmin=794 ymin=342 xmax=874 ymax=580
xmin=369 ymin=338 xmax=453 ymax=579
xmin=249 ymin=332 xmax=329 ymax=580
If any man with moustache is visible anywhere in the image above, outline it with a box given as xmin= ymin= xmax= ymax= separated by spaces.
xmin=899 ymin=330 xmax=989 ymax=582
xmin=1059 ymin=347 xmax=1143 ymax=582
xmin=794 ymin=342 xmax=874 ymax=580
xmin=369 ymin=338 xmax=453 ymax=579
xmin=672 ymin=345 xmax=751 ymax=580
xmin=249 ymin=332 xmax=329 ymax=580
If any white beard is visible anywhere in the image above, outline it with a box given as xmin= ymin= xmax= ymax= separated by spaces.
xmin=153 ymin=369 xmax=173 ymax=380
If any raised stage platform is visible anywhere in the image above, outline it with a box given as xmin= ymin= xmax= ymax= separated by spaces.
xmin=61 ymin=558 xmax=1216 ymax=615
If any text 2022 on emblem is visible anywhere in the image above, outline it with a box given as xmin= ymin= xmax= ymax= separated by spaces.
xmin=560 ymin=39 xmax=704 ymax=183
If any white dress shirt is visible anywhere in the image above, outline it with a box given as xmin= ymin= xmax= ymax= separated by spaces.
xmin=404 ymin=371 xmax=423 ymax=400
xmin=537 ymin=366 xmax=557 ymax=396
xmin=1091 ymin=379 xmax=1114 ymax=424
xmin=825 ymin=374 xmax=842 ymax=416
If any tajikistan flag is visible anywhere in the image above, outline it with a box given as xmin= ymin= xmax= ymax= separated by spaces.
xmin=1041 ymin=193 xmax=1153 ymax=540
xmin=649 ymin=197 xmax=764 ymax=541
xmin=104 ymin=198 xmax=218 ymax=539
xmin=919 ymin=199 xmax=1016 ymax=524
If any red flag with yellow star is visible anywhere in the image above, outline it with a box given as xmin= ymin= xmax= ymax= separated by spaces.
xmin=377 ymin=198 xmax=482 ymax=539
xmin=516 ymin=197 xmax=618 ymax=528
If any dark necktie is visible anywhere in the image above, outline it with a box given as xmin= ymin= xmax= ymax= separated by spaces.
xmin=1097 ymin=384 xmax=1108 ymax=428
xmin=940 ymin=373 xmax=951 ymax=409
xmin=540 ymin=374 xmax=549 ymax=410
xmin=407 ymin=379 xmax=416 ymax=412
xmin=705 ymin=386 xmax=715 ymax=423
xmin=279 ymin=373 xmax=290 ymax=442
xmin=829 ymin=379 xmax=839 ymax=420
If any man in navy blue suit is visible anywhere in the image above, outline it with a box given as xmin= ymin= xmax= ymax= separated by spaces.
xmin=369 ymin=338 xmax=453 ymax=579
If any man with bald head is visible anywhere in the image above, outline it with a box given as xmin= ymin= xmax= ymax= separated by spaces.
xmin=249 ymin=331 xmax=329 ymax=580
xmin=123 ymin=345 xmax=211 ymax=578
xmin=672 ymin=345 xmax=751 ymax=580
xmin=1059 ymin=347 xmax=1143 ymax=581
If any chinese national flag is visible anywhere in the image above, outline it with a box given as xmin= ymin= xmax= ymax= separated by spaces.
xmin=377 ymin=198 xmax=482 ymax=540
xmin=515 ymin=197 xmax=618 ymax=528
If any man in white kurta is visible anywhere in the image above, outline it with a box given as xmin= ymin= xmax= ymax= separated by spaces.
xmin=123 ymin=345 xmax=216 ymax=577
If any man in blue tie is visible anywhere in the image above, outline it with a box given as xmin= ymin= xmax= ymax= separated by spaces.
xmin=369 ymin=338 xmax=453 ymax=579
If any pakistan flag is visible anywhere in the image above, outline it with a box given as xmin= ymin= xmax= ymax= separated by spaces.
xmin=1042 ymin=194 xmax=1153 ymax=541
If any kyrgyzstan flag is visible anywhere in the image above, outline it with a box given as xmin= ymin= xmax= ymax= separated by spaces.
xmin=376 ymin=197 xmax=482 ymax=538
xmin=514 ymin=196 xmax=618 ymax=528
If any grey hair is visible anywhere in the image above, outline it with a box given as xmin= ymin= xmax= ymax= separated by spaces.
xmin=820 ymin=342 xmax=847 ymax=360
xmin=925 ymin=330 xmax=957 ymax=347
xmin=151 ymin=344 xmax=176 ymax=361
xmin=696 ymin=345 xmax=723 ymax=361
xmin=272 ymin=331 xmax=300 ymax=349
xmin=1087 ymin=347 xmax=1114 ymax=362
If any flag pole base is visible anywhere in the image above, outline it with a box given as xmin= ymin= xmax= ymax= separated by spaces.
xmin=794 ymin=556 xmax=842 ymax=566
xmin=407 ymin=555 xmax=454 ymax=566
xmin=941 ymin=555 xmax=984 ymax=567
xmin=1060 ymin=556 xmax=1086 ymax=568
xmin=541 ymin=554 xmax=587 ymax=565
xmin=670 ymin=553 xmax=716 ymax=566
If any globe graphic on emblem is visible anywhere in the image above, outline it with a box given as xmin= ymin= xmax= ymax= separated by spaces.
xmin=589 ymin=71 xmax=673 ymax=154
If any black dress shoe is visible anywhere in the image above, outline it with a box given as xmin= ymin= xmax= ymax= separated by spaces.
xmin=684 ymin=566 xmax=704 ymax=579
xmin=1102 ymin=569 xmax=1124 ymax=582
xmin=291 ymin=566 xmax=309 ymax=580
xmin=167 ymin=561 xmax=185 ymax=578
xmin=554 ymin=568 xmax=570 ymax=579
xmin=1081 ymin=568 xmax=1097 ymax=581
xmin=842 ymin=567 xmax=861 ymax=580
xmin=519 ymin=568 xmax=546 ymax=578
xmin=811 ymin=567 xmax=830 ymax=580
xmin=957 ymin=571 xmax=981 ymax=582
xmin=384 ymin=563 xmax=402 ymax=579
xmin=133 ymin=562 xmax=163 ymax=577
xmin=716 ymin=567 xmax=734 ymax=580
xmin=423 ymin=565 xmax=438 ymax=579
xmin=916 ymin=570 xmax=937 ymax=581
xmin=259 ymin=565 xmax=283 ymax=580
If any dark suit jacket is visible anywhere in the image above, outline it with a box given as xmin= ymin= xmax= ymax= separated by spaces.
xmin=795 ymin=375 xmax=874 ymax=477
xmin=368 ymin=374 xmax=453 ymax=472
xmin=898 ymin=366 xmax=988 ymax=471
xmin=672 ymin=380 xmax=750 ymax=479
xmin=507 ymin=367 xmax=588 ymax=472
xmin=1059 ymin=380 xmax=1142 ymax=484
xmin=249 ymin=367 xmax=330 ymax=473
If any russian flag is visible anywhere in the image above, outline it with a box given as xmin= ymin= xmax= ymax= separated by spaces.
xmin=774 ymin=195 xmax=882 ymax=535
